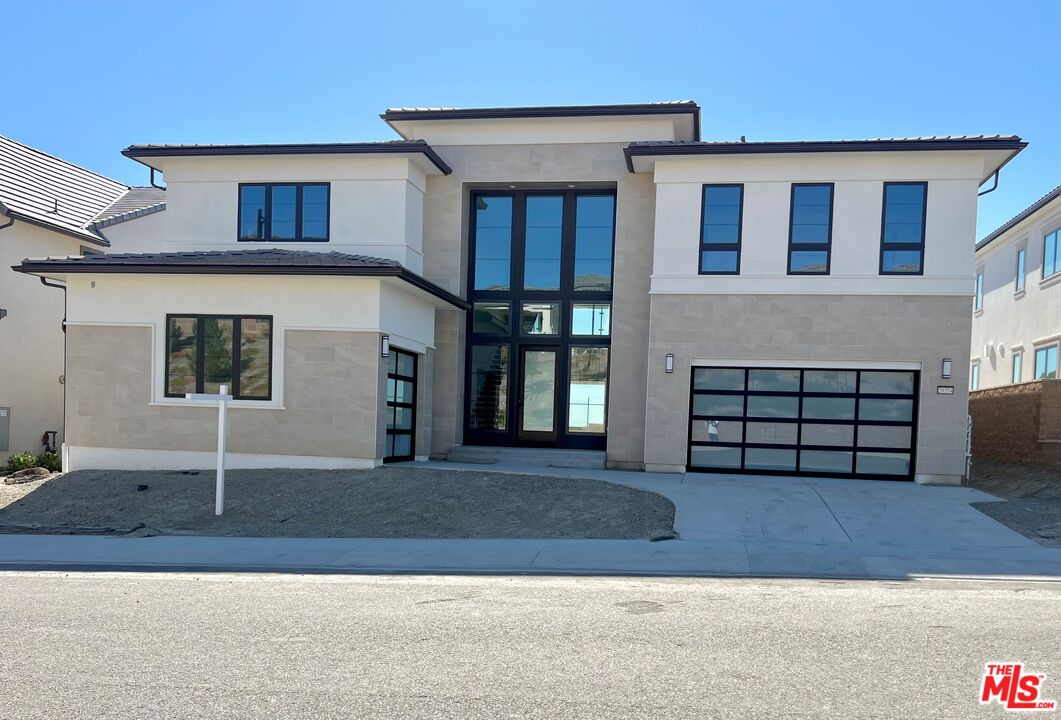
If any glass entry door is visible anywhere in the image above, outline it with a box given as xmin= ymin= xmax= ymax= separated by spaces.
xmin=518 ymin=347 xmax=559 ymax=442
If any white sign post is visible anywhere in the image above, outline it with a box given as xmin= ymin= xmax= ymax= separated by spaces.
xmin=185 ymin=384 xmax=232 ymax=516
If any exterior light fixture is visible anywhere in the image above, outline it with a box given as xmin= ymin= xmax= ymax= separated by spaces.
xmin=665 ymin=353 xmax=675 ymax=373
xmin=941 ymin=358 xmax=952 ymax=379
xmin=381 ymin=334 xmax=390 ymax=358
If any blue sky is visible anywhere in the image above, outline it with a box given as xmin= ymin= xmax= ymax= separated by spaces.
xmin=2 ymin=0 xmax=1057 ymax=238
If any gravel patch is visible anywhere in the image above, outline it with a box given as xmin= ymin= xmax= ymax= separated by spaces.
xmin=0 ymin=466 xmax=676 ymax=540
xmin=968 ymin=459 xmax=1061 ymax=547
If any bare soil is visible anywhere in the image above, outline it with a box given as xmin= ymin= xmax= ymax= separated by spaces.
xmin=0 ymin=466 xmax=675 ymax=540
xmin=968 ymin=459 xmax=1061 ymax=547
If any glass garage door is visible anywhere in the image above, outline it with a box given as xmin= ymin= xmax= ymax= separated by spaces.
xmin=687 ymin=367 xmax=918 ymax=480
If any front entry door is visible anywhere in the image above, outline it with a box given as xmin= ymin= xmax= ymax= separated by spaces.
xmin=518 ymin=347 xmax=559 ymax=442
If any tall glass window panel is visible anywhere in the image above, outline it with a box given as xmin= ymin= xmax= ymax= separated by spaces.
xmin=1012 ymin=352 xmax=1022 ymax=384
xmin=860 ymin=371 xmax=915 ymax=395
xmin=522 ymin=350 xmax=556 ymax=433
xmin=970 ymin=362 xmax=980 ymax=390
xmin=1035 ymin=345 xmax=1058 ymax=379
xmin=270 ymin=185 xmax=297 ymax=241
xmin=166 ymin=317 xmax=198 ymax=395
xmin=1015 ymin=247 xmax=1026 ymax=292
xmin=788 ymin=184 xmax=833 ymax=274
xmin=238 ymin=318 xmax=271 ymax=398
xmin=474 ymin=196 xmax=513 ymax=291
xmin=201 ymin=318 xmax=235 ymax=394
xmin=568 ymin=347 xmax=608 ymax=434
xmin=473 ymin=302 xmax=510 ymax=335
xmin=238 ymin=186 xmax=266 ymax=241
xmin=700 ymin=185 xmax=742 ymax=274
xmin=301 ymin=184 xmax=329 ymax=241
xmin=469 ymin=345 xmax=509 ymax=431
xmin=523 ymin=196 xmax=563 ymax=290
xmin=881 ymin=182 xmax=927 ymax=274
xmin=571 ymin=303 xmax=611 ymax=336
xmin=975 ymin=270 xmax=984 ymax=311
xmin=1044 ymin=229 xmax=1060 ymax=279
xmin=573 ymin=195 xmax=615 ymax=291
xmin=521 ymin=302 xmax=561 ymax=335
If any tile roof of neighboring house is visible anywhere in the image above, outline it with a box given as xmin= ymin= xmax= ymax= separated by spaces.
xmin=0 ymin=134 xmax=165 ymax=246
xmin=89 ymin=187 xmax=167 ymax=228
xmin=122 ymin=140 xmax=452 ymax=175
xmin=13 ymin=249 xmax=468 ymax=308
xmin=623 ymin=135 xmax=1027 ymax=176
xmin=976 ymin=184 xmax=1061 ymax=252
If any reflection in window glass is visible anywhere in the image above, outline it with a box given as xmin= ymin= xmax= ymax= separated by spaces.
xmin=239 ymin=318 xmax=271 ymax=398
xmin=1035 ymin=345 xmax=1058 ymax=379
xmin=700 ymin=185 xmax=742 ymax=274
xmin=469 ymin=345 xmax=509 ymax=431
xmin=1045 ymin=229 xmax=1060 ymax=279
xmin=803 ymin=370 xmax=856 ymax=393
xmin=857 ymin=452 xmax=910 ymax=476
xmin=788 ymin=184 xmax=832 ymax=274
xmin=802 ymin=396 xmax=855 ymax=420
xmin=270 ymin=185 xmax=297 ymax=241
xmin=524 ymin=196 xmax=563 ymax=290
xmin=301 ymin=185 xmax=329 ymax=241
xmin=1016 ymin=247 xmax=1026 ymax=291
xmin=745 ymin=422 xmax=797 ymax=445
xmin=166 ymin=317 xmax=198 ymax=396
xmin=690 ymin=446 xmax=742 ymax=468
xmin=691 ymin=420 xmax=742 ymax=443
xmin=860 ymin=371 xmax=915 ymax=395
xmin=572 ymin=303 xmax=611 ymax=336
xmin=521 ymin=303 xmax=561 ymax=335
xmin=202 ymin=318 xmax=234 ymax=394
xmin=857 ymin=425 xmax=912 ymax=449
xmin=748 ymin=369 xmax=800 ymax=392
xmin=746 ymin=395 xmax=799 ymax=418
xmin=1012 ymin=352 xmax=1022 ymax=384
xmin=693 ymin=368 xmax=745 ymax=391
xmin=692 ymin=394 xmax=744 ymax=417
xmin=858 ymin=398 xmax=914 ymax=422
xmin=800 ymin=424 xmax=854 ymax=446
xmin=970 ymin=362 xmax=980 ymax=390
xmin=473 ymin=302 xmax=510 ymax=335
xmin=474 ymin=196 xmax=513 ymax=291
xmin=574 ymin=195 xmax=614 ymax=291
xmin=239 ymin=186 xmax=266 ymax=241
xmin=880 ymin=183 xmax=926 ymax=274
xmin=800 ymin=451 xmax=852 ymax=473
xmin=745 ymin=448 xmax=796 ymax=471
xmin=568 ymin=347 xmax=608 ymax=434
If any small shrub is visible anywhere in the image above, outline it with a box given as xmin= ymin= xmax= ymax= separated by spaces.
xmin=36 ymin=452 xmax=62 ymax=472
xmin=6 ymin=452 xmax=37 ymax=472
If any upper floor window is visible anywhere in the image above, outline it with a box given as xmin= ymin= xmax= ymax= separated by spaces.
xmin=1015 ymin=246 xmax=1026 ymax=292
xmin=1035 ymin=344 xmax=1058 ymax=379
xmin=1044 ymin=228 xmax=1060 ymax=279
xmin=238 ymin=183 xmax=329 ymax=242
xmin=788 ymin=184 xmax=833 ymax=274
xmin=166 ymin=315 xmax=273 ymax=400
xmin=970 ymin=361 xmax=980 ymax=390
xmin=974 ymin=268 xmax=984 ymax=311
xmin=699 ymin=185 xmax=742 ymax=274
xmin=880 ymin=182 xmax=927 ymax=275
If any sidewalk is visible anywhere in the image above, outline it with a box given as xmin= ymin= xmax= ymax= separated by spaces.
xmin=0 ymin=462 xmax=1058 ymax=580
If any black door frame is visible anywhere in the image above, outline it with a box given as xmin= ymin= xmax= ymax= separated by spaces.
xmin=517 ymin=345 xmax=561 ymax=443
xmin=384 ymin=347 xmax=417 ymax=463
xmin=463 ymin=188 xmax=615 ymax=450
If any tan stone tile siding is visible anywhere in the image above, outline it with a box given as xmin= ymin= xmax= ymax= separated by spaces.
xmin=66 ymin=325 xmax=386 ymax=460
xmin=420 ymin=144 xmax=655 ymax=466
xmin=646 ymin=294 xmax=973 ymax=480
xmin=969 ymin=379 xmax=1061 ymax=470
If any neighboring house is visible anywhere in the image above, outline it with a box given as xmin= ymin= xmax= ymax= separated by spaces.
xmin=12 ymin=103 xmax=1024 ymax=484
xmin=0 ymin=135 xmax=165 ymax=463
xmin=970 ymin=185 xmax=1061 ymax=389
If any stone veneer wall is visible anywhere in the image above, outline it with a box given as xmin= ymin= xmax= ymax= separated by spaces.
xmin=419 ymin=143 xmax=656 ymax=468
xmin=66 ymin=325 xmax=385 ymax=461
xmin=645 ymin=294 xmax=973 ymax=482
xmin=969 ymin=380 xmax=1061 ymax=470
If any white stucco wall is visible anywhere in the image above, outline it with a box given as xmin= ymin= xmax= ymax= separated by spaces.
xmin=150 ymin=155 xmax=430 ymax=272
xmin=648 ymin=151 xmax=985 ymax=296
xmin=64 ymin=273 xmax=438 ymax=410
xmin=96 ymin=209 xmax=167 ymax=253
xmin=971 ymin=194 xmax=1061 ymax=388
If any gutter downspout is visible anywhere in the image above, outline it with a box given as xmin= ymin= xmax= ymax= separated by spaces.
xmin=978 ymin=169 xmax=1000 ymax=197
xmin=149 ymin=168 xmax=165 ymax=190
xmin=38 ymin=277 xmax=68 ymax=471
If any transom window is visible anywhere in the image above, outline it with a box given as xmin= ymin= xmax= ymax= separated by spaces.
xmin=166 ymin=315 xmax=272 ymax=400
xmin=880 ymin=182 xmax=927 ymax=274
xmin=788 ymin=183 xmax=834 ymax=274
xmin=1044 ymin=228 xmax=1060 ymax=279
xmin=1035 ymin=345 xmax=1058 ymax=379
xmin=699 ymin=185 xmax=743 ymax=274
xmin=238 ymin=183 xmax=329 ymax=242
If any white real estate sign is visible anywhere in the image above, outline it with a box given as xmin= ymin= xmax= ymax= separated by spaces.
xmin=185 ymin=385 xmax=232 ymax=516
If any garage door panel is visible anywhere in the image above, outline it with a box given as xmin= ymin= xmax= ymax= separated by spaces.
xmin=688 ymin=366 xmax=918 ymax=481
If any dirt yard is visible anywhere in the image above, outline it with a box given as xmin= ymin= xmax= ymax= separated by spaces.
xmin=968 ymin=459 xmax=1061 ymax=547
xmin=0 ymin=466 xmax=675 ymax=540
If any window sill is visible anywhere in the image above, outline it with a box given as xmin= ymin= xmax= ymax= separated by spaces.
xmin=150 ymin=400 xmax=286 ymax=410
xmin=1013 ymin=288 xmax=1027 ymax=300
xmin=974 ymin=308 xmax=984 ymax=318
xmin=1040 ymin=272 xmax=1061 ymax=290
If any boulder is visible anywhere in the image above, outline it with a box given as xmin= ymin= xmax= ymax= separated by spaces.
xmin=3 ymin=467 xmax=52 ymax=485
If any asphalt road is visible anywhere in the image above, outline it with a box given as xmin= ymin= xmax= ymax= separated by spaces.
xmin=3 ymin=572 xmax=1059 ymax=719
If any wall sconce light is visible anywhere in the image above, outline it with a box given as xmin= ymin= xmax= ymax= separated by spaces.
xmin=941 ymin=358 xmax=952 ymax=379
xmin=665 ymin=353 xmax=674 ymax=373
xmin=381 ymin=334 xmax=390 ymax=358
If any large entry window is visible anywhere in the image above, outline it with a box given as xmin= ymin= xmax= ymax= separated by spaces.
xmin=688 ymin=367 xmax=919 ymax=480
xmin=385 ymin=348 xmax=417 ymax=462
xmin=465 ymin=190 xmax=614 ymax=449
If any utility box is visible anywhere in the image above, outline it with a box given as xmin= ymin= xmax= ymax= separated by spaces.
xmin=0 ymin=407 xmax=9 ymax=452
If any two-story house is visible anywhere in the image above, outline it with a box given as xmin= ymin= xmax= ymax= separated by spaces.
xmin=0 ymin=135 xmax=165 ymax=464
xmin=13 ymin=102 xmax=1024 ymax=484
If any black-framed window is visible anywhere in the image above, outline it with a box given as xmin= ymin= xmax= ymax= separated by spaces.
xmin=385 ymin=348 xmax=417 ymax=462
xmin=687 ymin=367 xmax=919 ymax=480
xmin=880 ymin=182 xmax=927 ymax=275
xmin=238 ymin=183 xmax=329 ymax=242
xmin=788 ymin=183 xmax=833 ymax=274
xmin=699 ymin=185 xmax=743 ymax=274
xmin=165 ymin=314 xmax=272 ymax=400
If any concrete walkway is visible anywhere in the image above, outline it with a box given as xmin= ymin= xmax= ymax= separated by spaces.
xmin=0 ymin=462 xmax=1057 ymax=580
